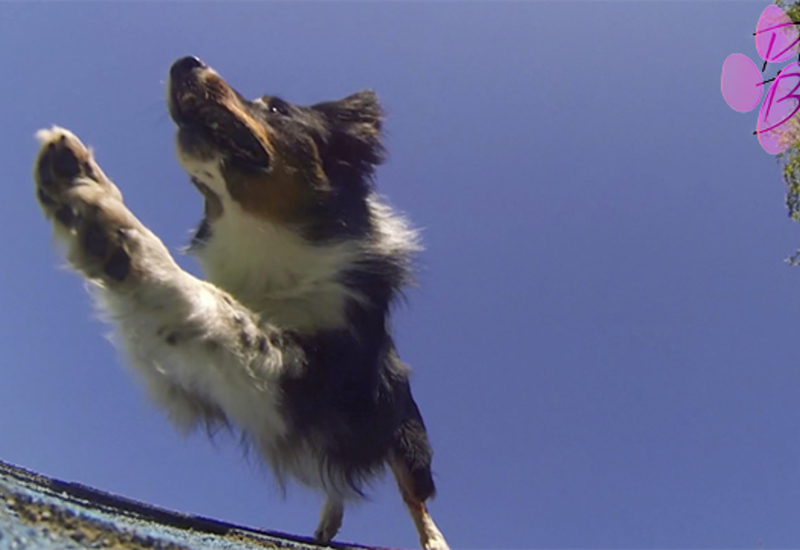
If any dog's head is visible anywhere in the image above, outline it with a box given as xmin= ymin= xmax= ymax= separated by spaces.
xmin=167 ymin=56 xmax=385 ymax=240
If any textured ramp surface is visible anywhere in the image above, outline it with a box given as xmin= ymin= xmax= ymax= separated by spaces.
xmin=0 ymin=459 xmax=375 ymax=550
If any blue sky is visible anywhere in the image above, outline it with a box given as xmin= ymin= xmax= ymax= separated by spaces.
xmin=1 ymin=2 xmax=798 ymax=548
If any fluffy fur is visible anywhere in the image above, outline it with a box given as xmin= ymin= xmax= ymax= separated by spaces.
xmin=32 ymin=56 xmax=449 ymax=549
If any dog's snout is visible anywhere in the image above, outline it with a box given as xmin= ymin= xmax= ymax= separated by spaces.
xmin=170 ymin=56 xmax=206 ymax=81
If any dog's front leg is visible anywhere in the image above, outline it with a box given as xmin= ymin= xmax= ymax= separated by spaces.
xmin=33 ymin=127 xmax=287 ymax=435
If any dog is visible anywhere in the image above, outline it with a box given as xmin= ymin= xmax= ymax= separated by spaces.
xmin=32 ymin=56 xmax=449 ymax=550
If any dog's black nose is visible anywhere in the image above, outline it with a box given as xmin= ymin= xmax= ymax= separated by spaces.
xmin=170 ymin=56 xmax=206 ymax=80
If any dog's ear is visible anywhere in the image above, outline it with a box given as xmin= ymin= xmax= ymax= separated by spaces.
xmin=312 ymin=90 xmax=385 ymax=175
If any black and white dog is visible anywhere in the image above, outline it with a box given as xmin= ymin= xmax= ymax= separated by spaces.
xmin=33 ymin=56 xmax=449 ymax=550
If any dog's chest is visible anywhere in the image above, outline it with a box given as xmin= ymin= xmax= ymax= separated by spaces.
xmin=194 ymin=202 xmax=360 ymax=332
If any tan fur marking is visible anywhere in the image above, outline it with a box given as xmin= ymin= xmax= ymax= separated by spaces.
xmin=197 ymin=73 xmax=329 ymax=224
xmin=389 ymin=454 xmax=450 ymax=550
xmin=223 ymin=163 xmax=315 ymax=224
xmin=202 ymin=71 xmax=275 ymax=160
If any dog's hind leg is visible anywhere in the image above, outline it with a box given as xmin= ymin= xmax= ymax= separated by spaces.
xmin=389 ymin=453 xmax=449 ymax=550
xmin=389 ymin=391 xmax=450 ymax=550
xmin=314 ymin=496 xmax=344 ymax=544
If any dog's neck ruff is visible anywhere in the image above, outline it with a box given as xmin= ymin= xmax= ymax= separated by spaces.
xmin=180 ymin=157 xmax=363 ymax=332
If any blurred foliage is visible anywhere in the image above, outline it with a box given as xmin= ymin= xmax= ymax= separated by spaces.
xmin=777 ymin=0 xmax=800 ymax=23
xmin=774 ymin=1 xmax=800 ymax=262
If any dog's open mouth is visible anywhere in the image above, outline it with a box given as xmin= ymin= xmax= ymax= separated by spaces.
xmin=168 ymin=56 xmax=270 ymax=168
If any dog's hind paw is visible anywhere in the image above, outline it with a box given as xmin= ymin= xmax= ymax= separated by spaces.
xmin=33 ymin=127 xmax=145 ymax=286
xmin=314 ymin=498 xmax=344 ymax=544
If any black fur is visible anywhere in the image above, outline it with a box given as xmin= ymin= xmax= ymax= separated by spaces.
xmin=268 ymin=96 xmax=434 ymax=496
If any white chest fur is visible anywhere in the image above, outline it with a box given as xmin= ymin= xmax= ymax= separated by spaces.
xmin=178 ymin=155 xmax=362 ymax=332
xmin=197 ymin=202 xmax=361 ymax=331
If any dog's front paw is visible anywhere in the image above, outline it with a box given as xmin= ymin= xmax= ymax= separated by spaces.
xmin=34 ymin=127 xmax=139 ymax=285
xmin=34 ymin=127 xmax=122 ymax=209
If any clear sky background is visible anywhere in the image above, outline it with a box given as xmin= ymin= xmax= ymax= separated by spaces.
xmin=1 ymin=2 xmax=798 ymax=548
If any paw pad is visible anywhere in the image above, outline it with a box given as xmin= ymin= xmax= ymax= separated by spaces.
xmin=49 ymin=138 xmax=82 ymax=178
xmin=35 ymin=129 xmax=91 ymax=193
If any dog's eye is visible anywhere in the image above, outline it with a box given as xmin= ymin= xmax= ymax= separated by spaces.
xmin=267 ymin=98 xmax=290 ymax=116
